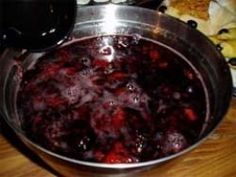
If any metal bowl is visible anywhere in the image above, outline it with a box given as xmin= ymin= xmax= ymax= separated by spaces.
xmin=0 ymin=4 xmax=232 ymax=177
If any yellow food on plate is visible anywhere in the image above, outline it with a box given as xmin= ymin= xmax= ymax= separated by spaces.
xmin=209 ymin=27 xmax=236 ymax=58
xmin=216 ymin=0 xmax=236 ymax=16
xmin=168 ymin=0 xmax=211 ymax=20
xmin=160 ymin=0 xmax=236 ymax=58
xmin=219 ymin=40 xmax=236 ymax=59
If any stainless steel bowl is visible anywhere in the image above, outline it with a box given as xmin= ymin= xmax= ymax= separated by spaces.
xmin=0 ymin=4 xmax=232 ymax=177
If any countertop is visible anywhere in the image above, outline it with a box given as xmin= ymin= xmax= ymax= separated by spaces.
xmin=1 ymin=99 xmax=236 ymax=177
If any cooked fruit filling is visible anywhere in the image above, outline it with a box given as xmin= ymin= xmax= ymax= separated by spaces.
xmin=17 ymin=35 xmax=207 ymax=163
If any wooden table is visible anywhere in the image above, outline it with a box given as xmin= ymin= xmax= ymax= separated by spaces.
xmin=1 ymin=99 xmax=236 ymax=177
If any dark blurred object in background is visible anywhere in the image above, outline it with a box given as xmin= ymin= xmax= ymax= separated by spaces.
xmin=0 ymin=0 xmax=76 ymax=51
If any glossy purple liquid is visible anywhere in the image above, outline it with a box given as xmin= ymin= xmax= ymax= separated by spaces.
xmin=17 ymin=35 xmax=207 ymax=163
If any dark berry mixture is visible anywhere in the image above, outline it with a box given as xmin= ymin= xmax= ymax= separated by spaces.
xmin=17 ymin=35 xmax=207 ymax=163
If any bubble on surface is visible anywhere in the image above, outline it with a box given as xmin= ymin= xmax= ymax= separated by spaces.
xmin=131 ymin=33 xmax=142 ymax=45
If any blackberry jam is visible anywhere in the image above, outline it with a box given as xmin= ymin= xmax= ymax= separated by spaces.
xmin=17 ymin=35 xmax=208 ymax=163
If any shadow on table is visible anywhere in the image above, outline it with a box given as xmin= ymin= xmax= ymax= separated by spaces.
xmin=0 ymin=117 xmax=62 ymax=177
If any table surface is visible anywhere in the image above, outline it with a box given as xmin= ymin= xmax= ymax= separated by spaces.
xmin=1 ymin=99 xmax=236 ymax=177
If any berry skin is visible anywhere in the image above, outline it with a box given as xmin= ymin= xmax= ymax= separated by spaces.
xmin=111 ymin=107 xmax=126 ymax=129
xmin=93 ymin=59 xmax=109 ymax=68
xmin=149 ymin=50 xmax=160 ymax=62
xmin=46 ymin=96 xmax=66 ymax=108
xmin=183 ymin=107 xmax=198 ymax=122
xmin=163 ymin=131 xmax=188 ymax=154
xmin=103 ymin=142 xmax=139 ymax=163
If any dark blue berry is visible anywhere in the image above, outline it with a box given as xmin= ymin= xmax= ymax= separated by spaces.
xmin=187 ymin=20 xmax=198 ymax=29
xmin=218 ymin=28 xmax=229 ymax=35
xmin=159 ymin=5 xmax=167 ymax=13
xmin=216 ymin=44 xmax=223 ymax=51
xmin=228 ymin=58 xmax=236 ymax=66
